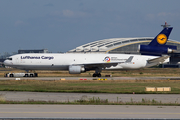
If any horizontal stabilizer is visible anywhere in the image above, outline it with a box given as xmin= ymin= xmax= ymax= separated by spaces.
xmin=147 ymin=55 xmax=169 ymax=64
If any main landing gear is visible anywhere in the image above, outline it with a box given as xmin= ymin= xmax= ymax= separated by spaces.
xmin=93 ymin=73 xmax=101 ymax=77
xmin=92 ymin=68 xmax=102 ymax=77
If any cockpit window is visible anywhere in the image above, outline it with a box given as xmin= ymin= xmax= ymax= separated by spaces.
xmin=7 ymin=58 xmax=12 ymax=60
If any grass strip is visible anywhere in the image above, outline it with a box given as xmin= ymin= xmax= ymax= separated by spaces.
xmin=0 ymin=97 xmax=179 ymax=106
xmin=0 ymin=80 xmax=180 ymax=94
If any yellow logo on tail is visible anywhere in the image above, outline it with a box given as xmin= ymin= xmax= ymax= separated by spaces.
xmin=157 ymin=34 xmax=167 ymax=44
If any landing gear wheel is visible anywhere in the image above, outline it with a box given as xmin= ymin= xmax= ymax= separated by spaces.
xmin=92 ymin=73 xmax=101 ymax=77
xmin=10 ymin=74 xmax=14 ymax=77
xmin=30 ymin=74 xmax=33 ymax=77
xmin=93 ymin=73 xmax=97 ymax=77
xmin=93 ymin=67 xmax=102 ymax=77
xmin=97 ymin=73 xmax=101 ymax=77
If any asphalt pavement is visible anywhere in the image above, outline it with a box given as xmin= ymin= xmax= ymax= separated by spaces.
xmin=0 ymin=105 xmax=180 ymax=119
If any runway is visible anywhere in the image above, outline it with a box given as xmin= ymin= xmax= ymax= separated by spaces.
xmin=0 ymin=91 xmax=180 ymax=119
xmin=0 ymin=105 xmax=180 ymax=119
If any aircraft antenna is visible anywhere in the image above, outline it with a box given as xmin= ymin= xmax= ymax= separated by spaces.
xmin=161 ymin=21 xmax=170 ymax=28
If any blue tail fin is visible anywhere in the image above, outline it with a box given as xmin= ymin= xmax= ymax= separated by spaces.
xmin=148 ymin=27 xmax=173 ymax=46
xmin=139 ymin=23 xmax=177 ymax=56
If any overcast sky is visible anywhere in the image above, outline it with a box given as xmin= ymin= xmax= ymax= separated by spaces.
xmin=0 ymin=0 xmax=180 ymax=53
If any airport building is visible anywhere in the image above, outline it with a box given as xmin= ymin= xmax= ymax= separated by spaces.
xmin=0 ymin=49 xmax=49 ymax=64
xmin=67 ymin=37 xmax=180 ymax=67
xmin=18 ymin=49 xmax=49 ymax=54
xmin=67 ymin=37 xmax=180 ymax=54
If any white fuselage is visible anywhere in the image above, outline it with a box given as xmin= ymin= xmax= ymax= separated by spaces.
xmin=4 ymin=53 xmax=166 ymax=71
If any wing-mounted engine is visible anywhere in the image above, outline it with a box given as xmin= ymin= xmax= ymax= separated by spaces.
xmin=138 ymin=44 xmax=177 ymax=56
xmin=69 ymin=65 xmax=85 ymax=74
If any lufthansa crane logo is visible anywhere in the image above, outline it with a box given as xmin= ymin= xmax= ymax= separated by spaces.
xmin=157 ymin=34 xmax=167 ymax=44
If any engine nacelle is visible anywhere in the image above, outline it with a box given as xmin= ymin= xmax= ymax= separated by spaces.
xmin=138 ymin=45 xmax=176 ymax=55
xmin=69 ymin=65 xmax=85 ymax=74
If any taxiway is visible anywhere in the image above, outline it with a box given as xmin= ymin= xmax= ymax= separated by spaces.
xmin=1 ymin=91 xmax=180 ymax=103
xmin=0 ymin=105 xmax=180 ymax=119
xmin=1 ymin=76 xmax=180 ymax=80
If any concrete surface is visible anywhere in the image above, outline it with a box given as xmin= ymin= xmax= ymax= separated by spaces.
xmin=0 ymin=91 xmax=180 ymax=103
xmin=1 ymin=76 xmax=180 ymax=81
xmin=0 ymin=105 xmax=180 ymax=119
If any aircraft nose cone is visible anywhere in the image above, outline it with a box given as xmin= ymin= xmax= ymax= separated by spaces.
xmin=4 ymin=60 xmax=11 ymax=66
xmin=3 ymin=60 xmax=7 ymax=65
xmin=3 ymin=60 xmax=8 ymax=65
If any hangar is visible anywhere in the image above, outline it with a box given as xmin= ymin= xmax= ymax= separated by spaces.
xmin=67 ymin=37 xmax=180 ymax=54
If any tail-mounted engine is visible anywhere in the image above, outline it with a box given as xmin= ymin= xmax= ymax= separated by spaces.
xmin=138 ymin=44 xmax=177 ymax=56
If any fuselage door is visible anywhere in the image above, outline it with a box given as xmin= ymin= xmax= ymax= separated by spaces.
xmin=16 ymin=57 xmax=19 ymax=63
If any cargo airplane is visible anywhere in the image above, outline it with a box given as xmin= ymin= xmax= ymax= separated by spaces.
xmin=4 ymin=23 xmax=177 ymax=77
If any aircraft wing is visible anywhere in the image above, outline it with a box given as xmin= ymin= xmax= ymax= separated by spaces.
xmin=147 ymin=55 xmax=170 ymax=64
xmin=82 ymin=62 xmax=119 ymax=69
xmin=77 ymin=56 xmax=134 ymax=69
